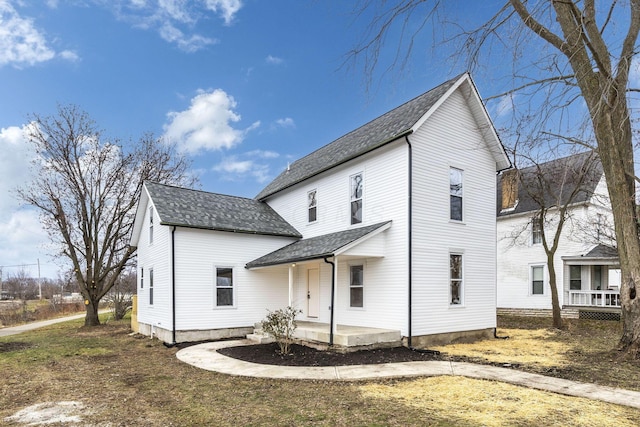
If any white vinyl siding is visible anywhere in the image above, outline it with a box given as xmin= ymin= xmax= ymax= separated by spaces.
xmin=411 ymin=86 xmax=498 ymax=336
xmin=265 ymin=142 xmax=409 ymax=332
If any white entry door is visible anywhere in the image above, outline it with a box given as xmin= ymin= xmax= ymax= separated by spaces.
xmin=307 ymin=268 xmax=320 ymax=318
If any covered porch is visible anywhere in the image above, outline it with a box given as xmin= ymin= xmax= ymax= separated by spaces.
xmin=246 ymin=221 xmax=395 ymax=348
xmin=562 ymin=245 xmax=621 ymax=309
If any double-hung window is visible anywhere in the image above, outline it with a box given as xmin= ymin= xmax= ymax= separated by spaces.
xmin=350 ymin=173 xmax=363 ymax=225
xmin=140 ymin=267 xmax=144 ymax=289
xmin=308 ymin=190 xmax=317 ymax=223
xmin=216 ymin=267 xmax=234 ymax=307
xmin=570 ymin=265 xmax=582 ymax=290
xmin=149 ymin=268 xmax=154 ymax=305
xmin=450 ymin=254 xmax=463 ymax=305
xmin=149 ymin=206 xmax=154 ymax=245
xmin=450 ymin=168 xmax=463 ymax=221
xmin=350 ymin=265 xmax=364 ymax=308
xmin=532 ymin=216 xmax=542 ymax=245
xmin=531 ymin=265 xmax=544 ymax=295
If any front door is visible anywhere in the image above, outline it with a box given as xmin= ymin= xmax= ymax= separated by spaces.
xmin=307 ymin=268 xmax=320 ymax=318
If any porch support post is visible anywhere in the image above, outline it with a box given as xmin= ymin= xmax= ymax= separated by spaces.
xmin=288 ymin=265 xmax=294 ymax=307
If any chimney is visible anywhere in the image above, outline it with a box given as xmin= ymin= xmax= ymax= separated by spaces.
xmin=501 ymin=169 xmax=518 ymax=210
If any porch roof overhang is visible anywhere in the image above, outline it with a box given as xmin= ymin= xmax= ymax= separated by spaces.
xmin=245 ymin=221 xmax=391 ymax=269
xmin=562 ymin=244 xmax=620 ymax=266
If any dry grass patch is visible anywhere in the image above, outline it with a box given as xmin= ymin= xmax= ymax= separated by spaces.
xmin=433 ymin=328 xmax=570 ymax=368
xmin=360 ymin=376 xmax=640 ymax=427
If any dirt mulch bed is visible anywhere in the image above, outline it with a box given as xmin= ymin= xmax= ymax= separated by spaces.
xmin=218 ymin=342 xmax=444 ymax=366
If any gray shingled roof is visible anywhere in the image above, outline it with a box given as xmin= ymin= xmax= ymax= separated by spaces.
xmin=583 ymin=244 xmax=618 ymax=259
xmin=497 ymin=151 xmax=603 ymax=217
xmin=255 ymin=74 xmax=465 ymax=200
xmin=145 ymin=181 xmax=301 ymax=238
xmin=246 ymin=221 xmax=391 ymax=268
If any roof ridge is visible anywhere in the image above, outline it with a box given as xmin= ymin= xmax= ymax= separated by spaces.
xmin=145 ymin=181 xmax=257 ymax=202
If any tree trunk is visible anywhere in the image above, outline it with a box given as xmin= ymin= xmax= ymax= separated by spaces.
xmin=591 ymin=108 xmax=640 ymax=358
xmin=84 ymin=299 xmax=101 ymax=326
xmin=546 ymin=251 xmax=564 ymax=329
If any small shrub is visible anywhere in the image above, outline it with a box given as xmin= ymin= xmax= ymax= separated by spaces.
xmin=261 ymin=306 xmax=301 ymax=355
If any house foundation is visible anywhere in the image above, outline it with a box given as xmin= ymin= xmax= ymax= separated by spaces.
xmin=405 ymin=328 xmax=495 ymax=348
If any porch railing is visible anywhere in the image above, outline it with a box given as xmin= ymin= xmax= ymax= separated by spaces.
xmin=568 ymin=290 xmax=621 ymax=308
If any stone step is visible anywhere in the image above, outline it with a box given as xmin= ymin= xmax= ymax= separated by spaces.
xmin=246 ymin=332 xmax=274 ymax=344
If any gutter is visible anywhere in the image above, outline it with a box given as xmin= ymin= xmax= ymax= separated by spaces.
xmin=324 ymin=256 xmax=336 ymax=346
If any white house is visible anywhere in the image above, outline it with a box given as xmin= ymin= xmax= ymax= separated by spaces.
xmin=130 ymin=73 xmax=511 ymax=347
xmin=496 ymin=151 xmax=621 ymax=319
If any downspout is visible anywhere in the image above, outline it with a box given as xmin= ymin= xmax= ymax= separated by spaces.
xmin=324 ymin=256 xmax=335 ymax=346
xmin=164 ymin=226 xmax=177 ymax=347
xmin=405 ymin=135 xmax=413 ymax=348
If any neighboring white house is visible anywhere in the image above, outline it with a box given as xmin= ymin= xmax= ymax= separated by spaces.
xmin=496 ymin=151 xmax=621 ymax=318
xmin=130 ymin=73 xmax=511 ymax=347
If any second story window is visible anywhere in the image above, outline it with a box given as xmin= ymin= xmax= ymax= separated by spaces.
xmin=149 ymin=206 xmax=154 ymax=244
xmin=532 ymin=216 xmax=542 ymax=244
xmin=350 ymin=173 xmax=363 ymax=225
xmin=308 ymin=190 xmax=317 ymax=223
xmin=450 ymin=168 xmax=463 ymax=221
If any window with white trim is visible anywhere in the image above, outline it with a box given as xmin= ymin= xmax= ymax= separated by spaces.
xmin=350 ymin=173 xmax=363 ymax=225
xmin=350 ymin=265 xmax=364 ymax=308
xmin=216 ymin=267 xmax=234 ymax=307
xmin=149 ymin=206 xmax=154 ymax=245
xmin=149 ymin=268 xmax=154 ymax=305
xmin=450 ymin=254 xmax=463 ymax=305
xmin=570 ymin=265 xmax=582 ymax=290
xmin=308 ymin=189 xmax=317 ymax=223
xmin=531 ymin=265 xmax=544 ymax=295
xmin=140 ymin=267 xmax=144 ymax=289
xmin=450 ymin=168 xmax=463 ymax=221
xmin=532 ymin=216 xmax=542 ymax=245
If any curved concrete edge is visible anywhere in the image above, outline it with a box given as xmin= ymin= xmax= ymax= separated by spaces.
xmin=177 ymin=340 xmax=640 ymax=410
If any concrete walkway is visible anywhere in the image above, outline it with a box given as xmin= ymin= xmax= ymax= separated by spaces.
xmin=0 ymin=311 xmax=108 ymax=337
xmin=177 ymin=339 xmax=640 ymax=410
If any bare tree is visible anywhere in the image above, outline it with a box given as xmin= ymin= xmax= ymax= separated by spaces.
xmin=350 ymin=0 xmax=640 ymax=357
xmin=501 ymin=150 xmax=601 ymax=328
xmin=105 ymin=267 xmax=137 ymax=320
xmin=18 ymin=105 xmax=193 ymax=327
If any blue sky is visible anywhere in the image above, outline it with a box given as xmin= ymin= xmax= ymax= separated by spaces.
xmin=2 ymin=0 xmax=631 ymax=279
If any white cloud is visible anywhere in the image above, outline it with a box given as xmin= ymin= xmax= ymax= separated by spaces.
xmin=163 ymin=89 xmax=260 ymax=154
xmin=213 ymin=155 xmax=270 ymax=183
xmin=246 ymin=149 xmax=279 ymax=159
xmin=159 ymin=22 xmax=216 ymax=52
xmin=0 ymin=125 xmax=59 ymax=278
xmin=265 ymin=54 xmax=283 ymax=65
xmin=107 ymin=0 xmax=242 ymax=51
xmin=494 ymin=94 xmax=515 ymax=118
xmin=203 ymin=0 xmax=242 ymax=25
xmin=59 ymin=50 xmax=80 ymax=62
xmin=0 ymin=0 xmax=56 ymax=67
xmin=0 ymin=125 xmax=33 ymax=216
xmin=275 ymin=117 xmax=295 ymax=128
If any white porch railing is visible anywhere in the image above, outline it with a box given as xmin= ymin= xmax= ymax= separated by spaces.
xmin=568 ymin=290 xmax=621 ymax=308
